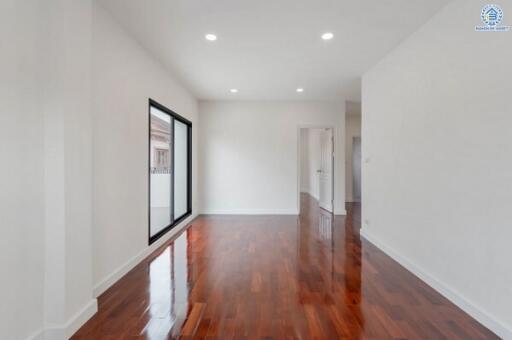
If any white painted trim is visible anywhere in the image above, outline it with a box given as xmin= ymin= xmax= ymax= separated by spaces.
xmin=65 ymin=299 xmax=98 ymax=338
xmin=32 ymin=215 xmax=198 ymax=340
xmin=93 ymin=213 xmax=198 ymax=297
xmin=302 ymin=190 xmax=319 ymax=202
xmin=200 ymin=209 xmax=298 ymax=215
xmin=309 ymin=191 xmax=320 ymax=201
xmin=301 ymin=191 xmax=346 ymax=215
xmin=360 ymin=228 xmax=511 ymax=340
xmin=26 ymin=299 xmax=98 ymax=340
xmin=43 ymin=327 xmax=65 ymax=340
xmin=26 ymin=329 xmax=44 ymax=340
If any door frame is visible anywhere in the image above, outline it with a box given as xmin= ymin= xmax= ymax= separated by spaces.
xmin=297 ymin=124 xmax=336 ymax=214
xmin=148 ymin=98 xmax=193 ymax=245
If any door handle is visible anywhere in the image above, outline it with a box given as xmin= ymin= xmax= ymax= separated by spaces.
xmin=316 ymin=169 xmax=322 ymax=173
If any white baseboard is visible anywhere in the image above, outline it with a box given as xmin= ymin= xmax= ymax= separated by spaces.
xmin=93 ymin=213 xmax=197 ymax=297
xmin=26 ymin=329 xmax=44 ymax=340
xmin=27 ymin=214 xmax=197 ymax=340
xmin=65 ymin=299 xmax=98 ymax=338
xmin=200 ymin=209 xmax=298 ymax=215
xmin=302 ymin=190 xmax=319 ymax=201
xmin=41 ymin=327 xmax=64 ymax=340
xmin=26 ymin=299 xmax=98 ymax=340
xmin=201 ymin=208 xmax=346 ymax=216
xmin=333 ymin=203 xmax=346 ymax=215
xmin=360 ymin=228 xmax=511 ymax=340
xmin=302 ymin=191 xmax=345 ymax=215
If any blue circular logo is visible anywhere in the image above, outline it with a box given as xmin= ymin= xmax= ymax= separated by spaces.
xmin=481 ymin=4 xmax=503 ymax=26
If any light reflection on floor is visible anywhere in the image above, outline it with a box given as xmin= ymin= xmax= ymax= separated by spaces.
xmin=145 ymin=232 xmax=189 ymax=339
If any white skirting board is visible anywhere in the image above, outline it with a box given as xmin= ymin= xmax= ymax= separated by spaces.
xmin=26 ymin=329 xmax=44 ymax=340
xmin=65 ymin=299 xmax=98 ymax=338
xmin=301 ymin=191 xmax=346 ymax=215
xmin=200 ymin=209 xmax=346 ymax=215
xmin=27 ymin=299 xmax=98 ymax=340
xmin=93 ymin=213 xmax=198 ymax=298
xmin=360 ymin=228 xmax=512 ymax=340
xmin=200 ymin=209 xmax=299 ymax=215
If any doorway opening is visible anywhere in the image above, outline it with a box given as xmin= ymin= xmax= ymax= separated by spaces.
xmin=345 ymin=105 xmax=362 ymax=204
xmin=352 ymin=137 xmax=361 ymax=202
xmin=299 ymin=127 xmax=334 ymax=214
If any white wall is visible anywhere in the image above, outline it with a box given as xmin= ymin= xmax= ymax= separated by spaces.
xmin=300 ymin=128 xmax=323 ymax=200
xmin=1 ymin=3 xmax=200 ymax=337
xmin=42 ymin=1 xmax=97 ymax=338
xmin=2 ymin=1 xmax=97 ymax=339
xmin=362 ymin=0 xmax=512 ymax=338
xmin=91 ymin=3 xmax=199 ymax=296
xmin=45 ymin=2 xmax=96 ymax=337
xmin=1 ymin=1 xmax=45 ymax=338
xmin=345 ymin=111 xmax=361 ymax=202
xmin=0 ymin=2 xmax=205 ymax=338
xmin=199 ymin=101 xmax=345 ymax=215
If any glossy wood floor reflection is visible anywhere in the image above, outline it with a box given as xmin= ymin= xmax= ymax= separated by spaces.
xmin=72 ymin=194 xmax=497 ymax=339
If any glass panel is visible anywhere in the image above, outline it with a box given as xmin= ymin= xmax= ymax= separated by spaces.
xmin=150 ymin=106 xmax=172 ymax=237
xmin=174 ymin=119 xmax=188 ymax=219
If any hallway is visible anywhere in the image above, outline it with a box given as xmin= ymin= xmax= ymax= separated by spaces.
xmin=72 ymin=195 xmax=495 ymax=339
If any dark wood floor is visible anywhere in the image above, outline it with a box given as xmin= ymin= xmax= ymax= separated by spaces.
xmin=73 ymin=194 xmax=497 ymax=339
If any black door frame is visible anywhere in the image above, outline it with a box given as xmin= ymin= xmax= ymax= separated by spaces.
xmin=148 ymin=98 xmax=192 ymax=245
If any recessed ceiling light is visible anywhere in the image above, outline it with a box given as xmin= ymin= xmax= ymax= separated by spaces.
xmin=230 ymin=89 xmax=238 ymax=93
xmin=296 ymin=88 xmax=304 ymax=93
xmin=321 ymin=32 xmax=334 ymax=40
xmin=205 ymin=33 xmax=217 ymax=41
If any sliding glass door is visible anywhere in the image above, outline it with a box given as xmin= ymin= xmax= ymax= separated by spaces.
xmin=173 ymin=119 xmax=189 ymax=219
xmin=149 ymin=99 xmax=191 ymax=244
xmin=149 ymin=104 xmax=172 ymax=237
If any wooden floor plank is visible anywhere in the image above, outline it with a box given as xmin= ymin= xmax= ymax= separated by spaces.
xmin=72 ymin=194 xmax=498 ymax=339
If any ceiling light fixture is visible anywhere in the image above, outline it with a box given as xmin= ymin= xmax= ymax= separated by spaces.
xmin=205 ymin=33 xmax=217 ymax=41
xmin=321 ymin=32 xmax=334 ymax=40
xmin=296 ymin=88 xmax=304 ymax=93
xmin=230 ymin=89 xmax=238 ymax=93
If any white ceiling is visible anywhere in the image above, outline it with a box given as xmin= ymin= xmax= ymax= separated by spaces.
xmin=97 ymin=0 xmax=449 ymax=101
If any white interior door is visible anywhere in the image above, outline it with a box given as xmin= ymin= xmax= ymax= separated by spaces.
xmin=318 ymin=129 xmax=333 ymax=212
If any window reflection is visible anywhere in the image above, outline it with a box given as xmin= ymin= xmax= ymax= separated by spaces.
xmin=318 ymin=209 xmax=333 ymax=241
xmin=147 ymin=231 xmax=189 ymax=338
